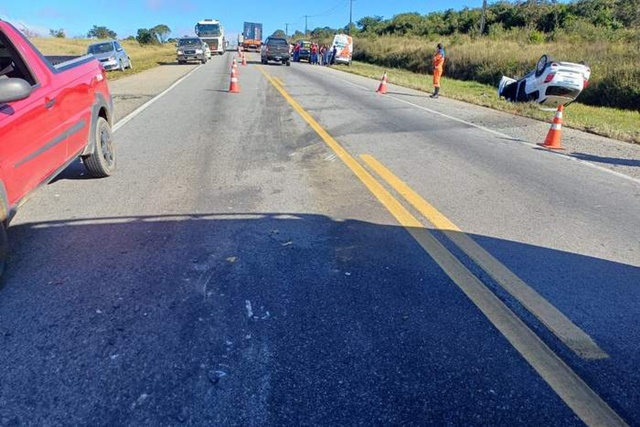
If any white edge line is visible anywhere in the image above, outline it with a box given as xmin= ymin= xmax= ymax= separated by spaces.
xmin=334 ymin=73 xmax=640 ymax=186
xmin=112 ymin=64 xmax=202 ymax=133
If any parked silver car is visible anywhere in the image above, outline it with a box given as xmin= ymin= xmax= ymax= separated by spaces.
xmin=87 ymin=40 xmax=132 ymax=71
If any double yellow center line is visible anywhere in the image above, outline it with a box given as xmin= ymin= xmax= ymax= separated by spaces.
xmin=257 ymin=66 xmax=627 ymax=427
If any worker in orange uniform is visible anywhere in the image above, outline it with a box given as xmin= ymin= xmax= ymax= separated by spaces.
xmin=430 ymin=43 xmax=445 ymax=98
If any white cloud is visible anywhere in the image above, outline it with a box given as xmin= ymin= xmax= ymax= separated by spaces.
xmin=1 ymin=16 xmax=51 ymax=37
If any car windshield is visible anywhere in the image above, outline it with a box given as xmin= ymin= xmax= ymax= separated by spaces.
xmin=269 ymin=39 xmax=288 ymax=46
xmin=195 ymin=24 xmax=221 ymax=37
xmin=88 ymin=43 xmax=114 ymax=54
xmin=179 ymin=39 xmax=200 ymax=47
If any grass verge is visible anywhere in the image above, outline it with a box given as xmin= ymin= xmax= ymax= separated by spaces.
xmin=31 ymin=38 xmax=176 ymax=81
xmin=337 ymin=61 xmax=640 ymax=144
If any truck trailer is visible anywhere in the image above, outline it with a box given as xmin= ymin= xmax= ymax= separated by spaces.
xmin=241 ymin=22 xmax=262 ymax=51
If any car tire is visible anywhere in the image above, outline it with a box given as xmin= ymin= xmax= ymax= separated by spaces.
xmin=286 ymin=60 xmax=291 ymax=66
xmin=535 ymin=54 xmax=550 ymax=78
xmin=83 ymin=117 xmax=115 ymax=178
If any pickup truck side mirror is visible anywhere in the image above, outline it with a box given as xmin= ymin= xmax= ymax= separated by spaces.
xmin=0 ymin=78 xmax=32 ymax=103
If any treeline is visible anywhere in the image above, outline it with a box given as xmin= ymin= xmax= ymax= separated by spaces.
xmin=354 ymin=0 xmax=639 ymax=38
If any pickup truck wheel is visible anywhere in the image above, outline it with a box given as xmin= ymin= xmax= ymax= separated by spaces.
xmin=286 ymin=60 xmax=291 ymax=66
xmin=0 ymin=222 xmax=7 ymax=279
xmin=83 ymin=117 xmax=115 ymax=178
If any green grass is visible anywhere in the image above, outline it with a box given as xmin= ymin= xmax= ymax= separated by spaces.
xmin=354 ymin=31 xmax=640 ymax=111
xmin=338 ymin=61 xmax=640 ymax=144
xmin=31 ymin=38 xmax=176 ymax=81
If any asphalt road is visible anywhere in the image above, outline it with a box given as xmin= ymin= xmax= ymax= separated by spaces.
xmin=0 ymin=52 xmax=639 ymax=426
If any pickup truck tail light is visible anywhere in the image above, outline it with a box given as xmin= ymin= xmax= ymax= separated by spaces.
xmin=583 ymin=80 xmax=589 ymax=89
xmin=544 ymin=72 xmax=556 ymax=83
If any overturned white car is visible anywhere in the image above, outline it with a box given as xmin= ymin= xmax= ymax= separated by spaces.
xmin=498 ymin=55 xmax=591 ymax=107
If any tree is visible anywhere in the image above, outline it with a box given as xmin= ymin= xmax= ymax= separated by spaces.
xmin=136 ymin=28 xmax=156 ymax=45
xmin=152 ymin=24 xmax=171 ymax=43
xmin=357 ymin=16 xmax=384 ymax=34
xmin=49 ymin=28 xmax=66 ymax=38
xmin=271 ymin=29 xmax=287 ymax=38
xmin=88 ymin=25 xmax=117 ymax=39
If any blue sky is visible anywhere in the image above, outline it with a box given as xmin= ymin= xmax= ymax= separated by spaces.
xmin=1 ymin=0 xmax=480 ymax=40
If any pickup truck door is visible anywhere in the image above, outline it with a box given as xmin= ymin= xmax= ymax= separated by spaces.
xmin=0 ymin=34 xmax=66 ymax=205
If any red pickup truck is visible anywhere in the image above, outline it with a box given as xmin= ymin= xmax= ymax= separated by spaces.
xmin=0 ymin=20 xmax=116 ymax=276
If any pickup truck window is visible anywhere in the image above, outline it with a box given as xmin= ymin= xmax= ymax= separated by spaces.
xmin=268 ymin=39 xmax=288 ymax=46
xmin=0 ymin=32 xmax=35 ymax=85
xmin=178 ymin=39 xmax=201 ymax=46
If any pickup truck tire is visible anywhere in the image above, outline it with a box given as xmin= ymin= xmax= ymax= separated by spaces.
xmin=286 ymin=60 xmax=291 ymax=67
xmin=0 ymin=222 xmax=7 ymax=279
xmin=83 ymin=117 xmax=115 ymax=178
xmin=201 ymin=57 xmax=207 ymax=64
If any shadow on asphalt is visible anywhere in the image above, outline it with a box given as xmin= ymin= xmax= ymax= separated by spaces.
xmin=571 ymin=152 xmax=640 ymax=167
xmin=1 ymin=213 xmax=639 ymax=425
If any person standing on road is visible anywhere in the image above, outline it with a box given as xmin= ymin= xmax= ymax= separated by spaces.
xmin=430 ymin=43 xmax=445 ymax=98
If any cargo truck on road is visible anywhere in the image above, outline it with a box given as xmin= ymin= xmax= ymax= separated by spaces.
xmin=195 ymin=19 xmax=225 ymax=55
xmin=241 ymin=22 xmax=262 ymax=52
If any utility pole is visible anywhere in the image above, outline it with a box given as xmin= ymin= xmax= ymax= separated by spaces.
xmin=285 ymin=23 xmax=289 ymax=37
xmin=304 ymin=15 xmax=309 ymax=35
xmin=479 ymin=0 xmax=487 ymax=36
xmin=348 ymin=0 xmax=355 ymax=35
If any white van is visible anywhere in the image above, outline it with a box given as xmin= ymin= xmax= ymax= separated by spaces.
xmin=331 ymin=34 xmax=353 ymax=66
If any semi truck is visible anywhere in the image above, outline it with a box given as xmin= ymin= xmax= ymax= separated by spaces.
xmin=241 ymin=22 xmax=262 ymax=52
xmin=195 ymin=19 xmax=225 ymax=55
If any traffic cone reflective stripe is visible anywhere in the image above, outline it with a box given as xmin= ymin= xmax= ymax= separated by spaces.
xmin=376 ymin=72 xmax=388 ymax=94
xmin=228 ymin=67 xmax=240 ymax=93
xmin=241 ymin=54 xmax=247 ymax=66
xmin=538 ymin=105 xmax=565 ymax=150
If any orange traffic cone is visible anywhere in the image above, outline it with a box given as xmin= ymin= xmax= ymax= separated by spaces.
xmin=538 ymin=105 xmax=565 ymax=150
xmin=232 ymin=58 xmax=239 ymax=76
xmin=376 ymin=72 xmax=388 ymax=94
xmin=241 ymin=53 xmax=247 ymax=66
xmin=228 ymin=67 xmax=240 ymax=93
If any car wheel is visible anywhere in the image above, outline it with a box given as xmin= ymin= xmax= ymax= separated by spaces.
xmin=535 ymin=54 xmax=550 ymax=77
xmin=83 ymin=116 xmax=115 ymax=178
xmin=286 ymin=61 xmax=291 ymax=67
